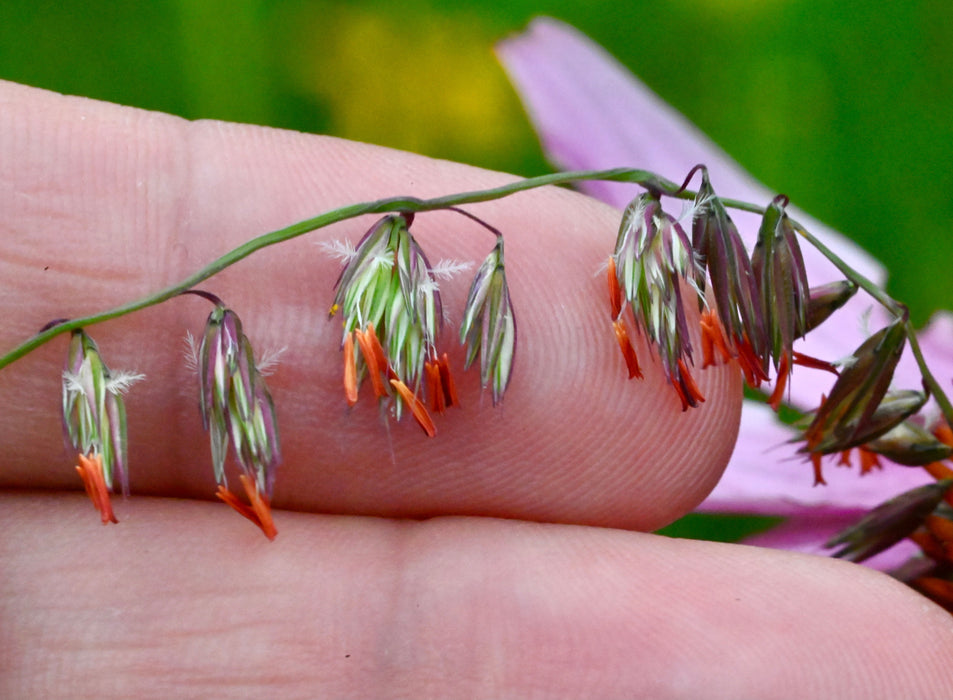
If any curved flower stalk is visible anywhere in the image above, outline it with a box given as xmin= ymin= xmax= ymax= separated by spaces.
xmin=195 ymin=300 xmax=281 ymax=539
xmin=496 ymin=17 xmax=947 ymax=563
xmin=62 ymin=329 xmax=143 ymax=524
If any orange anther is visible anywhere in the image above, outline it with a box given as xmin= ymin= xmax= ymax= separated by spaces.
xmin=390 ymin=378 xmax=436 ymax=437
xmin=674 ymin=359 xmax=705 ymax=411
xmin=438 ymin=353 xmax=459 ymax=408
xmin=767 ymin=352 xmax=790 ymax=411
xmin=355 ymin=328 xmax=387 ymax=399
xmin=425 ymin=360 xmax=445 ymax=413
xmin=735 ymin=336 xmax=768 ymax=388
xmin=607 ymin=257 xmax=623 ymax=320
xmin=343 ymin=332 xmax=358 ymax=406
xmin=699 ymin=310 xmax=732 ymax=368
xmin=215 ymin=474 xmax=277 ymax=541
xmin=75 ymin=453 xmax=118 ymax=524
xmin=365 ymin=323 xmax=389 ymax=370
xmin=612 ymin=319 xmax=642 ymax=379
xmin=810 ymin=452 xmax=827 ymax=486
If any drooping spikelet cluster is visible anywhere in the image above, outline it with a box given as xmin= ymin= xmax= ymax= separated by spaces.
xmin=606 ymin=168 xmax=864 ymax=412
xmin=62 ymin=329 xmax=143 ymax=524
xmin=329 ymin=212 xmax=515 ymax=434
xmin=49 ymin=163 xmax=953 ymax=577
xmin=195 ymin=300 xmax=281 ymax=539
xmin=603 ymin=168 xmax=947 ymax=486
xmin=56 ymin=208 xmax=518 ymax=538
xmin=595 ymin=167 xmax=953 ymax=612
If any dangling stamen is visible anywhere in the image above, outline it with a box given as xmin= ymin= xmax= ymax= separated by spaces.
xmin=699 ymin=310 xmax=732 ymax=368
xmin=607 ymin=257 xmax=623 ymax=320
xmin=767 ymin=352 xmax=791 ymax=411
xmin=390 ymin=378 xmax=436 ymax=437
xmin=343 ymin=331 xmax=359 ymax=406
xmin=810 ymin=451 xmax=827 ymax=486
xmin=425 ymin=352 xmax=459 ymax=414
xmin=215 ymin=474 xmax=277 ymax=540
xmin=792 ymin=351 xmax=838 ymax=375
xmin=612 ymin=320 xmax=642 ymax=379
xmin=355 ymin=327 xmax=388 ymax=399
xmin=75 ymin=453 xmax=118 ymax=524
xmin=673 ymin=360 xmax=705 ymax=411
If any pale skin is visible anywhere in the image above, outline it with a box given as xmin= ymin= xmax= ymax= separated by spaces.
xmin=1 ymin=80 xmax=952 ymax=699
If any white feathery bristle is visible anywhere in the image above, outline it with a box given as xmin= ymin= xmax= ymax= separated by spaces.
xmin=183 ymin=331 xmax=200 ymax=373
xmin=107 ymin=370 xmax=146 ymax=393
xmin=430 ymin=258 xmax=473 ymax=280
xmin=62 ymin=370 xmax=86 ymax=395
xmin=256 ymin=346 xmax=286 ymax=376
xmin=317 ymin=238 xmax=357 ymax=263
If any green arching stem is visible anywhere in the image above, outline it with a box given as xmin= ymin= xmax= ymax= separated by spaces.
xmin=1 ymin=163 xmax=947 ymax=433
xmin=907 ymin=331 xmax=953 ymax=430
xmin=0 ymin=167 xmax=675 ymax=370
xmin=791 ymin=223 xmax=902 ymax=316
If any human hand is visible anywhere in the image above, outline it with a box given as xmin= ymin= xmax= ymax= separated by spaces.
xmin=1 ymin=80 xmax=951 ymax=699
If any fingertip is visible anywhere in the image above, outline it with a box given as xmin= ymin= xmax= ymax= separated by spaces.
xmin=0 ymin=87 xmax=743 ymax=528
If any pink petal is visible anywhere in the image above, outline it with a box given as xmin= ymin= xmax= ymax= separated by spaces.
xmin=704 ymin=402 xmax=933 ymax=566
xmin=703 ymin=403 xmax=934 ymax=516
xmin=497 ymin=17 xmax=887 ymax=409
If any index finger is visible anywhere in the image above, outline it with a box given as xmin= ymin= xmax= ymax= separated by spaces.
xmin=0 ymin=81 xmax=742 ymax=530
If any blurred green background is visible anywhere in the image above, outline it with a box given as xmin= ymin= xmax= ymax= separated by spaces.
xmin=2 ymin=0 xmax=949 ymax=539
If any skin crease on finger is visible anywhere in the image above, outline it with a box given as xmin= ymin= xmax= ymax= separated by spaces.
xmin=3 ymin=494 xmax=953 ymax=700
xmin=0 ymin=79 xmax=743 ymax=531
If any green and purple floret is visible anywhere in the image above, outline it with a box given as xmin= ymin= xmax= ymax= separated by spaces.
xmin=195 ymin=298 xmax=281 ymax=539
xmin=62 ymin=328 xmax=143 ymax=524
xmin=608 ymin=190 xmax=706 ymax=410
xmin=458 ymin=236 xmax=516 ymax=406
xmin=328 ymin=210 xmax=517 ymax=434
xmin=330 ymin=213 xmax=450 ymax=435
xmin=751 ymin=195 xmax=812 ymax=409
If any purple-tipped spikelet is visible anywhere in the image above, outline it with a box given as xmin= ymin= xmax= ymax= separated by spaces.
xmin=197 ymin=304 xmax=280 ymax=539
xmin=608 ymin=191 xmax=706 ymax=410
xmin=690 ymin=167 xmax=769 ymax=388
xmin=802 ymin=319 xmax=912 ymax=485
xmin=62 ymin=329 xmax=143 ymax=523
xmin=330 ymin=213 xmax=451 ymax=436
xmin=459 ymin=237 xmax=516 ymax=405
xmin=751 ymin=195 xmax=811 ymax=409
